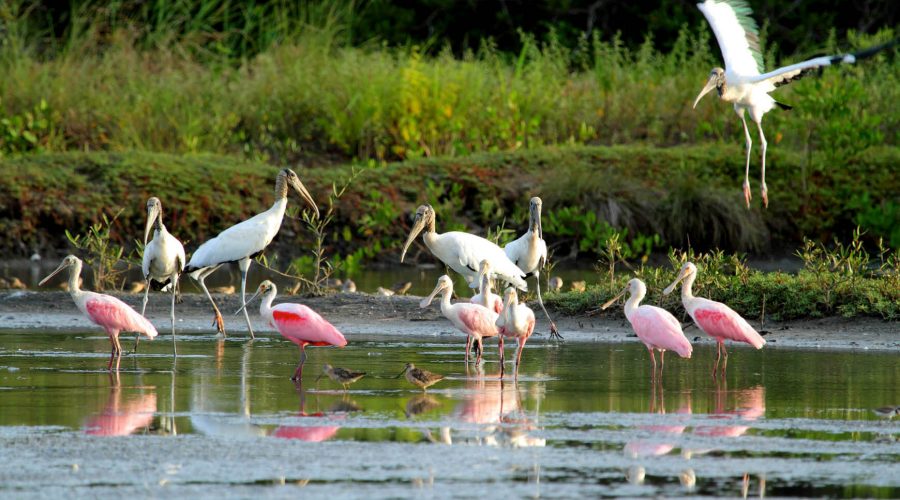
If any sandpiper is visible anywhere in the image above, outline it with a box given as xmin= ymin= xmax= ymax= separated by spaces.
xmin=317 ymin=363 xmax=366 ymax=391
xmin=402 ymin=363 xmax=444 ymax=392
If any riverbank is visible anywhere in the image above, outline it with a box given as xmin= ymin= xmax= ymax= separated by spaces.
xmin=1 ymin=291 xmax=896 ymax=351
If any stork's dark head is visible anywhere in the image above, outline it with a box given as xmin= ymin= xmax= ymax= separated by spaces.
xmin=693 ymin=67 xmax=726 ymax=108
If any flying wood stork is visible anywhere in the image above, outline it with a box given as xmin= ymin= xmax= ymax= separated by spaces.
xmin=185 ymin=168 xmax=318 ymax=338
xmin=663 ymin=262 xmax=765 ymax=378
xmin=603 ymin=278 xmax=692 ymax=381
xmin=400 ymin=204 xmax=528 ymax=290
xmin=134 ymin=197 xmax=185 ymax=356
xmin=693 ymin=0 xmax=897 ymax=208
xmin=504 ymin=197 xmax=562 ymax=339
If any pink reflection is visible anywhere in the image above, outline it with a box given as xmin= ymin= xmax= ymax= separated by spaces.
xmin=456 ymin=375 xmax=522 ymax=425
xmin=272 ymin=381 xmax=341 ymax=442
xmin=625 ymin=382 xmax=691 ymax=458
xmin=85 ymin=387 xmax=157 ymax=437
xmin=694 ymin=385 xmax=765 ymax=438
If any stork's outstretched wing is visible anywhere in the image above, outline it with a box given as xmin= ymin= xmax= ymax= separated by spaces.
xmin=697 ymin=0 xmax=764 ymax=76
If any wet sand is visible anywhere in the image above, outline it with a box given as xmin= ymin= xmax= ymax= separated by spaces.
xmin=1 ymin=290 xmax=897 ymax=351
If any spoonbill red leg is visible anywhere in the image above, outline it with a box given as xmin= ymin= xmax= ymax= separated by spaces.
xmin=514 ymin=337 xmax=528 ymax=375
xmin=292 ymin=343 xmax=309 ymax=381
xmin=107 ymin=332 xmax=123 ymax=372
xmin=237 ymin=258 xmax=256 ymax=339
xmin=465 ymin=336 xmax=472 ymax=363
xmin=648 ymin=348 xmax=658 ymax=381
xmin=196 ymin=265 xmax=226 ymax=335
xmin=498 ymin=336 xmax=505 ymax=374
xmin=659 ymin=350 xmax=666 ymax=379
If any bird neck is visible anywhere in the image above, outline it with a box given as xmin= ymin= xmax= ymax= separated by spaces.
xmin=680 ymin=272 xmax=696 ymax=303
xmin=259 ymin=289 xmax=277 ymax=319
xmin=623 ymin=286 xmax=645 ymax=319
xmin=439 ymin=287 xmax=453 ymax=313
xmin=68 ymin=260 xmax=83 ymax=296
xmin=274 ymin=173 xmax=289 ymax=200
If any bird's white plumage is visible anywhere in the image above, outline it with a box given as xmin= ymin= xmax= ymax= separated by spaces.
xmin=425 ymin=231 xmax=527 ymax=290
xmin=747 ymin=56 xmax=836 ymax=90
xmin=188 ymin=198 xmax=287 ymax=269
xmin=504 ymin=232 xmax=547 ymax=275
xmin=697 ymin=0 xmax=762 ymax=76
xmin=143 ymin=226 xmax=185 ymax=282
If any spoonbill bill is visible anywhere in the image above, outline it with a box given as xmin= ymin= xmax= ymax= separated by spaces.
xmin=134 ymin=197 xmax=185 ymax=356
xmin=603 ymin=278 xmax=692 ymax=380
xmin=420 ymin=274 xmax=499 ymax=364
xmin=317 ymin=364 xmax=366 ymax=391
xmin=401 ymin=204 xmax=527 ymax=291
xmin=663 ymin=262 xmax=764 ymax=377
xmin=400 ymin=363 xmax=445 ymax=392
xmin=495 ymin=287 xmax=535 ymax=377
xmin=185 ymin=168 xmax=318 ymax=338
xmin=39 ymin=255 xmax=158 ymax=371
xmin=693 ymin=0 xmax=897 ymax=208
xmin=237 ymin=280 xmax=346 ymax=380
xmin=504 ymin=197 xmax=562 ymax=339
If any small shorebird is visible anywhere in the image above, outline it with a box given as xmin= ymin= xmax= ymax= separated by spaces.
xmin=401 ymin=363 xmax=444 ymax=392
xmin=872 ymin=406 xmax=898 ymax=420
xmin=317 ymin=363 xmax=366 ymax=391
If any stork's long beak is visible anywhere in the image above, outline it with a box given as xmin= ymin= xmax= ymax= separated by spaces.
xmin=663 ymin=268 xmax=691 ymax=296
xmin=693 ymin=75 xmax=718 ymax=109
xmin=601 ymin=288 xmax=627 ymax=310
xmin=419 ymin=281 xmax=445 ymax=308
xmin=290 ymin=178 xmax=319 ymax=219
xmin=234 ymin=287 xmax=264 ymax=316
xmin=401 ymin=213 xmax=426 ymax=263
xmin=39 ymin=260 xmax=70 ymax=286
xmin=531 ymin=202 xmax=543 ymax=240
xmin=144 ymin=203 xmax=160 ymax=246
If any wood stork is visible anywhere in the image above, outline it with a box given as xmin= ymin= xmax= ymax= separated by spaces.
xmin=603 ymin=278 xmax=692 ymax=380
xmin=504 ymin=197 xmax=562 ymax=339
xmin=420 ymin=274 xmax=499 ymax=364
xmin=400 ymin=204 xmax=527 ymax=291
xmin=39 ymin=255 xmax=158 ymax=371
xmin=663 ymin=262 xmax=764 ymax=378
xmin=693 ymin=0 xmax=898 ymax=208
xmin=184 ymin=168 xmax=318 ymax=338
xmin=495 ymin=287 xmax=535 ymax=378
xmin=133 ymin=197 xmax=185 ymax=356
xmin=236 ymin=280 xmax=347 ymax=380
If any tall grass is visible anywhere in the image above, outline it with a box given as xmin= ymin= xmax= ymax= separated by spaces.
xmin=0 ymin=2 xmax=896 ymax=163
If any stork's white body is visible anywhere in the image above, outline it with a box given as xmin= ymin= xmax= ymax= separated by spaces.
xmin=504 ymin=231 xmax=547 ymax=277
xmin=423 ymin=231 xmax=528 ymax=291
xmin=188 ymin=198 xmax=287 ymax=270
xmin=143 ymin=226 xmax=185 ymax=286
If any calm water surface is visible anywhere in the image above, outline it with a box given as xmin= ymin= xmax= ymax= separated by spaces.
xmin=0 ymin=330 xmax=897 ymax=498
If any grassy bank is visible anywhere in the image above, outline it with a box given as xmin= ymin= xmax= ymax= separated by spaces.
xmin=1 ymin=144 xmax=898 ymax=260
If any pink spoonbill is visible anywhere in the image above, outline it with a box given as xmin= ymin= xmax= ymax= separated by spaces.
xmin=39 ymin=255 xmax=158 ymax=371
xmin=504 ymin=197 xmax=562 ymax=339
xmin=237 ymin=280 xmax=346 ymax=380
xmin=420 ymin=275 xmax=499 ymax=364
xmin=663 ymin=262 xmax=765 ymax=378
xmin=185 ymin=168 xmax=318 ymax=338
xmin=495 ymin=287 xmax=535 ymax=377
xmin=134 ymin=196 xmax=185 ymax=356
xmin=469 ymin=260 xmax=503 ymax=359
xmin=401 ymin=204 xmax=527 ymax=291
xmin=603 ymin=278 xmax=692 ymax=380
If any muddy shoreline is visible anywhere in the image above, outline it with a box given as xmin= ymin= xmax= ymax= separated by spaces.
xmin=0 ymin=291 xmax=897 ymax=351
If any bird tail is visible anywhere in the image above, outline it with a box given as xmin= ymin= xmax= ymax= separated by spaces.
xmin=774 ymin=101 xmax=793 ymax=111
xmin=846 ymin=38 xmax=898 ymax=63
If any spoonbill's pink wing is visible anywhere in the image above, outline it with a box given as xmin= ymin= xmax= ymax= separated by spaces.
xmin=631 ymin=305 xmax=692 ymax=358
xmin=691 ymin=300 xmax=765 ymax=349
xmin=84 ymin=293 xmax=158 ymax=338
xmin=271 ymin=303 xmax=347 ymax=347
xmin=454 ymin=304 xmax=499 ymax=338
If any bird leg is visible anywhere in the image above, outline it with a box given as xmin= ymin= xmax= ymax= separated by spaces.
xmin=292 ymin=344 xmax=308 ymax=381
xmin=238 ymin=259 xmax=255 ymax=339
xmin=498 ymin=336 xmax=505 ymax=369
xmin=170 ymin=275 xmax=178 ymax=357
xmin=535 ymin=271 xmax=563 ymax=340
xmin=197 ymin=268 xmax=226 ymax=335
xmin=739 ymin=110 xmax=753 ymax=208
xmin=659 ymin=350 xmax=666 ymax=380
xmin=476 ymin=337 xmax=484 ymax=365
xmin=108 ymin=334 xmax=122 ymax=372
xmin=755 ymin=119 xmax=769 ymax=208
xmin=713 ymin=341 xmax=723 ymax=379
xmin=720 ymin=343 xmax=729 ymax=379
xmin=649 ymin=348 xmax=657 ymax=382
xmin=515 ymin=337 xmax=527 ymax=379
xmin=134 ymin=278 xmax=152 ymax=353
xmin=465 ymin=335 xmax=472 ymax=363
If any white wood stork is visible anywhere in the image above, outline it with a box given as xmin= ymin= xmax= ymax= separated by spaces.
xmin=185 ymin=168 xmax=319 ymax=337
xmin=400 ymin=204 xmax=528 ymax=291
xmin=693 ymin=0 xmax=898 ymax=208
xmin=504 ymin=197 xmax=562 ymax=340
xmin=134 ymin=197 xmax=185 ymax=356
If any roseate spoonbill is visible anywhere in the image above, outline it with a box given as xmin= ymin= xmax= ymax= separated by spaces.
xmin=236 ymin=280 xmax=346 ymax=380
xmin=469 ymin=260 xmax=502 ymax=359
xmin=420 ymin=274 xmax=499 ymax=364
xmin=400 ymin=363 xmax=445 ymax=392
xmin=134 ymin=197 xmax=185 ymax=356
xmin=694 ymin=0 xmax=898 ymax=208
xmin=317 ymin=364 xmax=366 ymax=391
xmin=400 ymin=204 xmax=527 ymax=290
xmin=603 ymin=278 xmax=692 ymax=380
xmin=495 ymin=287 xmax=535 ymax=377
xmin=504 ymin=197 xmax=562 ymax=339
xmin=39 ymin=255 xmax=158 ymax=371
xmin=185 ymin=168 xmax=319 ymax=337
xmin=664 ymin=262 xmax=765 ymax=377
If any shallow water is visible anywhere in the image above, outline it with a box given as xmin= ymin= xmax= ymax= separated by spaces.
xmin=0 ymin=331 xmax=898 ymax=498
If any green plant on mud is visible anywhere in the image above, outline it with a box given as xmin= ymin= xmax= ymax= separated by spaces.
xmin=64 ymin=211 xmax=131 ymax=291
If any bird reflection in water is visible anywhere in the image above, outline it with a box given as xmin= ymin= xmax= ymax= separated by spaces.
xmin=84 ymin=372 xmax=157 ymax=436
xmin=271 ymin=381 xmax=342 ymax=442
xmin=624 ymin=379 xmax=692 ymax=459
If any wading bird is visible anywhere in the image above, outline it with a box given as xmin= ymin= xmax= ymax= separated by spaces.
xmin=401 ymin=204 xmax=527 ymax=291
xmin=185 ymin=168 xmax=318 ymax=337
xmin=603 ymin=278 xmax=692 ymax=380
xmin=693 ymin=0 xmax=898 ymax=208
xmin=317 ymin=364 xmax=366 ymax=391
xmin=495 ymin=287 xmax=535 ymax=377
xmin=664 ymin=262 xmax=764 ymax=377
xmin=237 ymin=280 xmax=346 ymax=380
xmin=420 ymin=275 xmax=499 ymax=364
xmin=39 ymin=255 xmax=158 ymax=371
xmin=504 ymin=197 xmax=562 ymax=339
xmin=400 ymin=363 xmax=445 ymax=392
xmin=134 ymin=197 xmax=185 ymax=356
xmin=469 ymin=261 xmax=503 ymax=359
